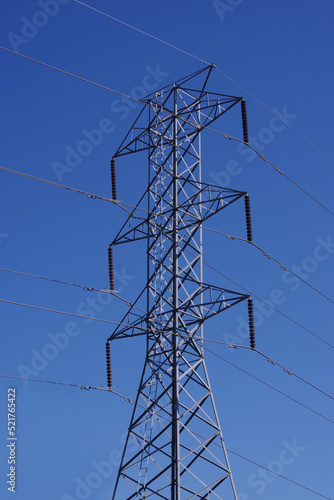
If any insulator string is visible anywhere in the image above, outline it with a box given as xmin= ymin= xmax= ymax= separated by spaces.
xmin=106 ymin=342 xmax=112 ymax=388
xmin=108 ymin=246 xmax=115 ymax=291
xmin=241 ymin=99 xmax=249 ymax=143
xmin=244 ymin=194 xmax=253 ymax=242
xmin=247 ymin=298 xmax=256 ymax=349
xmin=111 ymin=158 xmax=117 ymax=201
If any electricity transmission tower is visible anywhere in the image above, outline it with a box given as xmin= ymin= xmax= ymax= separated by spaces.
xmin=107 ymin=65 xmax=254 ymax=499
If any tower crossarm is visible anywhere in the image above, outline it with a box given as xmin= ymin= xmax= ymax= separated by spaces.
xmin=113 ymin=92 xmax=242 ymax=159
xmin=146 ymin=282 xmax=249 ymax=328
xmin=110 ymin=184 xmax=246 ymax=247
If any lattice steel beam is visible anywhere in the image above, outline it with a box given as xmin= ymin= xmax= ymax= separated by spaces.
xmin=108 ymin=65 xmax=250 ymax=500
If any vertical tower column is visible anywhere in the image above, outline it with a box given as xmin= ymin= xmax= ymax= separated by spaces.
xmin=171 ymin=85 xmax=180 ymax=500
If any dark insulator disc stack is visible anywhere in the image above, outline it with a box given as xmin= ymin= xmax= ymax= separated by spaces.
xmin=111 ymin=158 xmax=117 ymax=200
xmin=108 ymin=247 xmax=114 ymax=291
xmin=241 ymin=99 xmax=249 ymax=143
xmin=244 ymin=194 xmax=253 ymax=242
xmin=106 ymin=342 xmax=112 ymax=388
xmin=248 ymin=298 xmax=256 ymax=349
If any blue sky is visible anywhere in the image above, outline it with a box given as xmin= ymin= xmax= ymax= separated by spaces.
xmin=0 ymin=1 xmax=333 ymax=499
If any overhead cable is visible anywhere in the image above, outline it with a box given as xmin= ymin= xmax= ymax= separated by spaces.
xmin=0 ymin=45 xmax=144 ymax=104
xmin=197 ymin=338 xmax=334 ymax=401
xmin=204 ymin=346 xmax=334 ymax=424
xmin=203 ymin=227 xmax=334 ymax=306
xmin=71 ymin=1 xmax=334 ymax=165
xmin=0 ymin=371 xmax=330 ymax=498
xmin=0 ymin=165 xmax=147 ymax=216
xmin=0 ymin=373 xmax=133 ymax=403
xmin=209 ymin=130 xmax=334 ymax=217
xmin=0 ymin=298 xmax=147 ymax=331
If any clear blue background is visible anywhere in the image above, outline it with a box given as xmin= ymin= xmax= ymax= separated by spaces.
xmin=0 ymin=1 xmax=333 ymax=499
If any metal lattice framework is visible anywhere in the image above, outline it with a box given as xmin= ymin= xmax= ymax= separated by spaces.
xmin=108 ymin=65 xmax=249 ymax=500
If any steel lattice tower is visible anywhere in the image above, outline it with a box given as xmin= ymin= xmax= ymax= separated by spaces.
xmin=107 ymin=65 xmax=252 ymax=500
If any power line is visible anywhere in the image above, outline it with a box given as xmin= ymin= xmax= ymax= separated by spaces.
xmin=1 ymin=18 xmax=333 ymax=185
xmin=0 ymin=46 xmax=332 ymax=221
xmin=0 ymin=298 xmax=147 ymax=331
xmin=0 ymin=45 xmax=144 ymax=104
xmin=203 ymin=227 xmax=334 ymax=306
xmin=0 ymin=266 xmax=145 ymax=313
xmin=73 ymin=0 xmax=207 ymax=64
xmin=184 ymin=248 xmax=334 ymax=349
xmin=1 ymin=172 xmax=332 ymax=348
xmin=10 ymin=252 xmax=329 ymax=395
xmin=0 ymin=371 xmax=330 ymax=499
xmin=3 ymin=161 xmax=333 ymax=310
xmin=136 ymin=394 xmax=333 ymax=500
xmin=225 ymin=448 xmax=332 ymax=500
xmin=0 ymin=373 xmax=134 ymax=403
xmin=212 ymin=262 xmax=333 ymax=348
xmin=0 ymin=165 xmax=146 ymax=216
xmin=1 ymin=54 xmax=331 ymax=313
xmin=214 ymin=68 xmax=334 ymax=164
xmin=3 ymin=209 xmax=332 ymax=350
xmin=3 ymin=16 xmax=327 ymax=498
xmin=72 ymin=0 xmax=334 ymax=165
xmin=209 ymin=130 xmax=334 ymax=217
xmin=1 ymin=165 xmax=333 ymax=347
xmin=1 ymin=33 xmax=333 ymax=225
xmin=5 ymin=297 xmax=328 ymax=460
xmin=5 ymin=256 xmax=332 ymax=401
xmin=0 ymin=44 xmax=167 ymax=120
xmin=198 ymin=338 xmax=334 ymax=401
xmin=0 ymin=42 xmax=201 ymax=121
xmin=8 ymin=343 xmax=332 ymax=419
xmin=3 ymin=160 xmax=334 ymax=318
xmin=3 ymin=160 xmax=333 ymax=269
xmin=0 ymin=266 xmax=113 ymax=293
xmin=204 ymin=346 xmax=334 ymax=425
